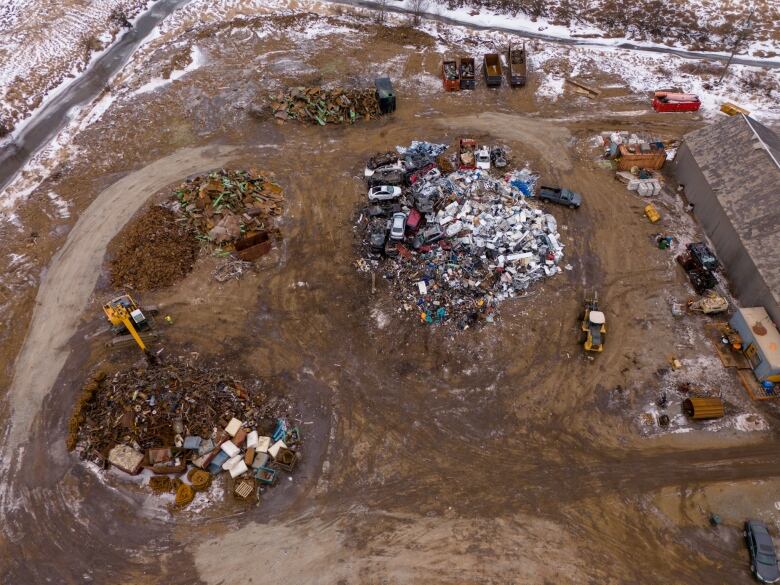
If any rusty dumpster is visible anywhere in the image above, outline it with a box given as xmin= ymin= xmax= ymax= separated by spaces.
xmin=235 ymin=231 xmax=272 ymax=261
xmin=682 ymin=397 xmax=724 ymax=420
xmin=616 ymin=143 xmax=666 ymax=171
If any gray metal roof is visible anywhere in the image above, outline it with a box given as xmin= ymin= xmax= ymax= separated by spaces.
xmin=683 ymin=114 xmax=780 ymax=304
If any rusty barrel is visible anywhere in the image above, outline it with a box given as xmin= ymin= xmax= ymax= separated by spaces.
xmin=682 ymin=397 xmax=724 ymax=420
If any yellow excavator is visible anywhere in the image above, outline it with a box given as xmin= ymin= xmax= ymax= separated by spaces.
xmin=102 ymin=294 xmax=157 ymax=357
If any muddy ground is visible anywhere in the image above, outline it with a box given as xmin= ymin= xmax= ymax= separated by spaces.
xmin=2 ymin=6 xmax=780 ymax=585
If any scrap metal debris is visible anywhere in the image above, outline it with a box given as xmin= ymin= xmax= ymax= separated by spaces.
xmin=174 ymin=169 xmax=284 ymax=247
xmin=356 ymin=140 xmax=564 ymax=328
xmin=110 ymin=205 xmax=200 ymax=291
xmin=270 ymin=86 xmax=380 ymax=125
xmin=69 ymin=358 xmax=301 ymax=509
xmin=212 ymin=258 xmax=254 ymax=283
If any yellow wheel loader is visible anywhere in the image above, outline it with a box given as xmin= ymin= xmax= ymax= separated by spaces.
xmin=581 ymin=292 xmax=606 ymax=353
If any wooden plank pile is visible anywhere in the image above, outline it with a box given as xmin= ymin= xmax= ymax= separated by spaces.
xmin=174 ymin=169 xmax=284 ymax=246
xmin=270 ymin=86 xmax=381 ymax=125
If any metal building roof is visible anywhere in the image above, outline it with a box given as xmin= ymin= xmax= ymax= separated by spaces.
xmin=683 ymin=115 xmax=780 ymax=305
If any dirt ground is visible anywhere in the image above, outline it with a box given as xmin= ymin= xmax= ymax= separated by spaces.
xmin=2 ymin=6 xmax=780 ymax=585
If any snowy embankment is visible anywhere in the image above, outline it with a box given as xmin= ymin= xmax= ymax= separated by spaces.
xmin=352 ymin=0 xmax=780 ymax=59
xmin=0 ymin=0 xmax=155 ymax=136
xmin=527 ymin=43 xmax=780 ymax=122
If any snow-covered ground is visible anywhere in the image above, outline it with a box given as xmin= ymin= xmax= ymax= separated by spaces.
xmin=0 ymin=0 xmax=154 ymax=134
xmin=527 ymin=43 xmax=780 ymax=122
xmin=365 ymin=0 xmax=780 ymax=57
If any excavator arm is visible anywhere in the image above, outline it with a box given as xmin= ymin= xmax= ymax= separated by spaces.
xmin=117 ymin=310 xmax=147 ymax=353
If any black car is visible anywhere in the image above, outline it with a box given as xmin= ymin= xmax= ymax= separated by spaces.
xmin=745 ymin=520 xmax=780 ymax=583
xmin=688 ymin=242 xmax=719 ymax=272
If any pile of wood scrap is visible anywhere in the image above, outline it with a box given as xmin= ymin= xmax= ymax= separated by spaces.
xmin=270 ymin=86 xmax=380 ymax=125
xmin=174 ymin=169 xmax=284 ymax=247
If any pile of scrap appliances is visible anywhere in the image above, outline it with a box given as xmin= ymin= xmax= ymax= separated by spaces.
xmin=442 ymin=43 xmax=526 ymax=90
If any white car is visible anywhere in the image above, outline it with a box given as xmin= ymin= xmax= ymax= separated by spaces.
xmin=475 ymin=146 xmax=491 ymax=170
xmin=368 ymin=185 xmax=402 ymax=201
xmin=390 ymin=212 xmax=407 ymax=240
xmin=364 ymin=160 xmax=404 ymax=177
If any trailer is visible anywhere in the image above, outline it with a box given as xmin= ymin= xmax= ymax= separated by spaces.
xmin=652 ymin=91 xmax=700 ymax=112
xmin=374 ymin=77 xmax=396 ymax=114
xmin=483 ymin=53 xmax=502 ymax=87
xmin=442 ymin=59 xmax=460 ymax=92
xmin=507 ymin=43 xmax=527 ymax=87
xmin=459 ymin=57 xmax=475 ymax=90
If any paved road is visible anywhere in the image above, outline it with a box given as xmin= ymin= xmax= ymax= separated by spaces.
xmin=0 ymin=0 xmax=193 ymax=194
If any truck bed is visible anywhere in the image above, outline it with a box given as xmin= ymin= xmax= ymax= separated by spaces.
xmin=483 ymin=54 xmax=502 ymax=87
xmin=508 ymin=44 xmax=527 ymax=87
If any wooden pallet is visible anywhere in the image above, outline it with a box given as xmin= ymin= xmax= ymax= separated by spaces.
xmin=707 ymin=323 xmax=750 ymax=369
xmin=738 ymin=368 xmax=778 ymax=401
xmin=712 ymin=338 xmax=751 ymax=369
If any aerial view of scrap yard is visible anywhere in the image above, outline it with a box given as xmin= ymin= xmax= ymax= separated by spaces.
xmin=0 ymin=0 xmax=779 ymax=583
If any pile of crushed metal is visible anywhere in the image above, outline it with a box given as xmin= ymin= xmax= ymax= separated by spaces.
xmin=270 ymin=86 xmax=380 ymax=125
xmin=110 ymin=206 xmax=199 ymax=291
xmin=68 ymin=357 xmax=301 ymax=508
xmin=355 ymin=141 xmax=565 ymax=329
xmin=175 ymin=168 xmax=284 ymax=247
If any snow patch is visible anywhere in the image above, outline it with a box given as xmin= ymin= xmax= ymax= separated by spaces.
xmin=46 ymin=191 xmax=71 ymax=219
xmin=133 ymin=45 xmax=206 ymax=96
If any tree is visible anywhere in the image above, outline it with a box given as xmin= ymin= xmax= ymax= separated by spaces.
xmin=719 ymin=6 xmax=755 ymax=83
xmin=375 ymin=0 xmax=389 ymax=24
xmin=409 ymin=0 xmax=429 ymax=26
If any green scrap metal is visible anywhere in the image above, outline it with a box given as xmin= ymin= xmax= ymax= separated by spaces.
xmin=270 ymin=86 xmax=382 ymax=125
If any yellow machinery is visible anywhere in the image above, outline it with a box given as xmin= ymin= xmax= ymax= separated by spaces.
xmin=720 ymin=102 xmax=750 ymax=116
xmin=581 ymin=292 xmax=606 ymax=352
xmin=102 ymin=294 xmax=155 ymax=355
xmin=644 ymin=203 xmax=661 ymax=223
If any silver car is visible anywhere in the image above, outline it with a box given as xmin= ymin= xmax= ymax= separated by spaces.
xmin=368 ymin=185 xmax=402 ymax=202
xmin=390 ymin=212 xmax=407 ymax=240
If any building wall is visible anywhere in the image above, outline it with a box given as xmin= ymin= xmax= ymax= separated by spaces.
xmin=729 ymin=309 xmax=780 ymax=381
xmin=673 ymin=144 xmax=780 ymax=325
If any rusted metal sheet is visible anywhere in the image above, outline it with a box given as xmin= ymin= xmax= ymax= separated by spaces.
xmin=152 ymin=462 xmax=187 ymax=475
xmin=235 ymin=231 xmax=272 ymax=261
xmin=565 ymin=78 xmax=601 ymax=98
xmin=682 ymin=397 xmax=725 ymax=419
xmin=148 ymin=447 xmax=173 ymax=465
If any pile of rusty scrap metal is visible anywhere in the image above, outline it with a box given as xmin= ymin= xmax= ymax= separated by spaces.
xmin=270 ymin=86 xmax=381 ymax=125
xmin=69 ymin=357 xmax=301 ymax=508
xmin=173 ymin=169 xmax=284 ymax=248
